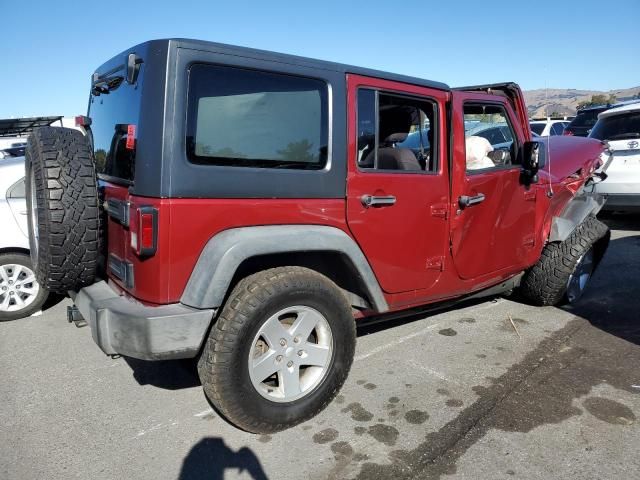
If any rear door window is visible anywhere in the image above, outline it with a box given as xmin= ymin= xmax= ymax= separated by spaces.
xmin=186 ymin=65 xmax=329 ymax=170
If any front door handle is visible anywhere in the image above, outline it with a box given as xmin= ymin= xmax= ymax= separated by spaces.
xmin=361 ymin=195 xmax=397 ymax=208
xmin=458 ymin=193 xmax=485 ymax=209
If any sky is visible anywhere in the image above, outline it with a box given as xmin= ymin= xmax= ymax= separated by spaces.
xmin=1 ymin=0 xmax=638 ymax=118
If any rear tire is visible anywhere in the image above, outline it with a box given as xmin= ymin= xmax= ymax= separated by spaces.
xmin=0 ymin=253 xmax=49 ymax=321
xmin=521 ymin=216 xmax=610 ymax=306
xmin=25 ymin=127 xmax=100 ymax=294
xmin=197 ymin=267 xmax=356 ymax=434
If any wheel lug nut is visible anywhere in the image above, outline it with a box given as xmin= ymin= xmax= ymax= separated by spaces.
xmin=279 ymin=338 xmax=287 ymax=347
xmin=297 ymin=350 xmax=304 ymax=356
xmin=293 ymin=337 xmax=299 ymax=343
xmin=276 ymin=355 xmax=283 ymax=362
xmin=287 ymin=361 xmax=293 ymax=368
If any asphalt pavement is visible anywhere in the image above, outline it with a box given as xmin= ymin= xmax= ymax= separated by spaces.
xmin=1 ymin=215 xmax=639 ymax=480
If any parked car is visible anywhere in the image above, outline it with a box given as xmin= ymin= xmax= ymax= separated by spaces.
xmin=26 ymin=39 xmax=610 ymax=433
xmin=564 ymin=105 xmax=611 ymax=137
xmin=589 ymin=102 xmax=640 ymax=211
xmin=0 ymin=156 xmax=49 ymax=321
xmin=530 ymin=119 xmax=569 ymax=136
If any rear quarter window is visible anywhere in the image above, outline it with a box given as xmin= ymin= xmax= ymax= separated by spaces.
xmin=186 ymin=64 xmax=329 ymax=170
xmin=590 ymin=112 xmax=640 ymax=141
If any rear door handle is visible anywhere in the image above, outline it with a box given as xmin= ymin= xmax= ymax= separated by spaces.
xmin=361 ymin=195 xmax=397 ymax=208
xmin=458 ymin=193 xmax=485 ymax=209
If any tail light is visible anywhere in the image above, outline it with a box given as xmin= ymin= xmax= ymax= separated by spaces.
xmin=75 ymin=115 xmax=91 ymax=127
xmin=131 ymin=206 xmax=158 ymax=257
xmin=563 ymin=129 xmax=573 ymax=136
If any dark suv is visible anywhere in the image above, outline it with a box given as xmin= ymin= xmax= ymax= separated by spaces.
xmin=25 ymin=39 xmax=610 ymax=433
xmin=565 ymin=104 xmax=614 ymax=137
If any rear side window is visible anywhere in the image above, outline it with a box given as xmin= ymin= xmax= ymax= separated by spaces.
xmin=186 ymin=65 xmax=329 ymax=170
xmin=356 ymin=89 xmax=438 ymax=172
xmin=590 ymin=112 xmax=640 ymax=141
xmin=88 ymin=65 xmax=143 ymax=183
xmin=530 ymin=123 xmax=545 ymax=135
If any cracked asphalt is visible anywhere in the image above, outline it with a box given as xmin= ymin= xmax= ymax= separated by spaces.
xmin=1 ymin=215 xmax=639 ymax=480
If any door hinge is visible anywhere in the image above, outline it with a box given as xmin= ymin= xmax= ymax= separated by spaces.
xmin=426 ymin=256 xmax=445 ymax=271
xmin=430 ymin=204 xmax=448 ymax=219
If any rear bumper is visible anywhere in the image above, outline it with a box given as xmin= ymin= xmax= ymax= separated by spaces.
xmin=601 ymin=194 xmax=640 ymax=211
xmin=71 ymin=281 xmax=214 ymax=360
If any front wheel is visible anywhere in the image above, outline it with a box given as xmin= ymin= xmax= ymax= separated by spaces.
xmin=521 ymin=216 xmax=610 ymax=306
xmin=197 ymin=267 xmax=356 ymax=433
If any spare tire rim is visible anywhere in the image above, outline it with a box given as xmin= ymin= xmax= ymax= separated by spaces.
xmin=248 ymin=305 xmax=333 ymax=403
xmin=566 ymin=249 xmax=594 ymax=304
xmin=29 ymin=168 xmax=39 ymax=259
xmin=0 ymin=264 xmax=40 ymax=312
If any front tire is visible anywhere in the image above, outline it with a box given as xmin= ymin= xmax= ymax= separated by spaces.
xmin=197 ymin=267 xmax=356 ymax=433
xmin=0 ymin=253 xmax=49 ymax=321
xmin=521 ymin=216 xmax=610 ymax=306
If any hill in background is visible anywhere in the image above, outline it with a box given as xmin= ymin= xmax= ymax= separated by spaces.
xmin=523 ymin=86 xmax=640 ymax=118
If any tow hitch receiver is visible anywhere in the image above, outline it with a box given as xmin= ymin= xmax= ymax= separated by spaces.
xmin=67 ymin=306 xmax=87 ymax=328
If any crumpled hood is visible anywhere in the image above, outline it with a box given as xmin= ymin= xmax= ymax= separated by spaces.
xmin=538 ymin=136 xmax=605 ymax=182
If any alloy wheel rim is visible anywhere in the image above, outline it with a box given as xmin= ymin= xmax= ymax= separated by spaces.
xmin=248 ymin=305 xmax=333 ymax=403
xmin=566 ymin=249 xmax=594 ymax=304
xmin=0 ymin=264 xmax=40 ymax=312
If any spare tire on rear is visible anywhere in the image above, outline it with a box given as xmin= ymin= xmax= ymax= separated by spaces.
xmin=25 ymin=127 xmax=100 ymax=294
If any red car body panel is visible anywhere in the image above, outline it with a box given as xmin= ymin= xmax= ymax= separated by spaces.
xmin=102 ymin=75 xmax=605 ymax=316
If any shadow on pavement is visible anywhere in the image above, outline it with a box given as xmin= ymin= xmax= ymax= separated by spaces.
xmin=179 ymin=437 xmax=268 ymax=480
xmin=563 ymin=230 xmax=640 ymax=345
xmin=123 ymin=357 xmax=201 ymax=389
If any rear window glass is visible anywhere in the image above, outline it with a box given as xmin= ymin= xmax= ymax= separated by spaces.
xmin=530 ymin=123 xmax=545 ymax=135
xmin=569 ymin=109 xmax=602 ymax=128
xmin=88 ymin=65 xmax=144 ymax=183
xmin=590 ymin=112 xmax=640 ymax=141
xmin=186 ymin=64 xmax=328 ymax=169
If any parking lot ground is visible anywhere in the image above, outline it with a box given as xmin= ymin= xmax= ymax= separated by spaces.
xmin=1 ymin=216 xmax=639 ymax=480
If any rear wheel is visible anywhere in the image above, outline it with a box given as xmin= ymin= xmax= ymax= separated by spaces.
xmin=198 ymin=267 xmax=356 ymax=433
xmin=0 ymin=253 xmax=49 ymax=321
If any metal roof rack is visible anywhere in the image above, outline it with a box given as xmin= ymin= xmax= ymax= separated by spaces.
xmin=0 ymin=116 xmax=64 ymax=137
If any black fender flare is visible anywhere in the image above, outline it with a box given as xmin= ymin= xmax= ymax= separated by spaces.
xmin=180 ymin=225 xmax=389 ymax=312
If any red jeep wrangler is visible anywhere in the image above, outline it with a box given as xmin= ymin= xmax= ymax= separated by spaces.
xmin=25 ymin=39 xmax=610 ymax=433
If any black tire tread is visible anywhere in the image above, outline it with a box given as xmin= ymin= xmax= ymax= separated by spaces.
xmin=198 ymin=266 xmax=355 ymax=434
xmin=521 ymin=216 xmax=609 ymax=306
xmin=25 ymin=127 xmax=100 ymax=293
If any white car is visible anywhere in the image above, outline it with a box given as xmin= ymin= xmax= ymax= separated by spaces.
xmin=590 ymin=103 xmax=640 ymax=211
xmin=529 ymin=119 xmax=570 ymax=137
xmin=0 ymin=156 xmax=49 ymax=320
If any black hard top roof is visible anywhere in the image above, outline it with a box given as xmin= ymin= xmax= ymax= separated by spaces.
xmin=102 ymin=38 xmax=451 ymax=92
xmin=0 ymin=116 xmax=63 ymax=137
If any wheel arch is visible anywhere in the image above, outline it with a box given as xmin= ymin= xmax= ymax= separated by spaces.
xmin=548 ymin=189 xmax=605 ymax=243
xmin=180 ymin=225 xmax=389 ymax=313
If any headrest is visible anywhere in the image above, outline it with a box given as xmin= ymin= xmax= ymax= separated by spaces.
xmin=384 ymin=132 xmax=409 ymax=144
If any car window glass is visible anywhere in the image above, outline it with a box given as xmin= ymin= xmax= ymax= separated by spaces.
xmin=7 ymin=178 xmax=25 ymax=198
xmin=356 ymin=89 xmax=437 ymax=172
xmin=186 ymin=64 xmax=328 ymax=170
xmin=590 ymin=112 xmax=640 ymax=141
xmin=464 ymin=104 xmax=517 ymax=171
xmin=530 ymin=123 xmax=545 ymax=135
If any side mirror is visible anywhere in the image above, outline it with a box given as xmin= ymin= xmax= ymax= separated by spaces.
xmin=522 ymin=140 xmax=546 ymax=182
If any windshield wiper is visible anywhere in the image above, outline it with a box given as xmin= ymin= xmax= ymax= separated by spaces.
xmin=608 ymin=133 xmax=640 ymax=140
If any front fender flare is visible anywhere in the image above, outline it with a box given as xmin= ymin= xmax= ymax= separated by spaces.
xmin=549 ymin=190 xmax=605 ymax=242
xmin=180 ymin=225 xmax=389 ymax=313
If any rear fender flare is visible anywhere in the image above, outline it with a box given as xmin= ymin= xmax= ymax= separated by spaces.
xmin=180 ymin=225 xmax=389 ymax=313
